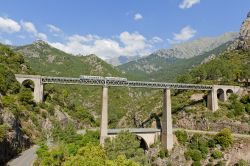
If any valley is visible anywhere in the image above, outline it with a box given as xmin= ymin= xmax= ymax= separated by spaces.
xmin=0 ymin=8 xmax=250 ymax=166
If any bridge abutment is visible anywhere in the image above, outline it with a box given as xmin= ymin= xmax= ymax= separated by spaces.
xmin=161 ymin=89 xmax=173 ymax=151
xmin=100 ymin=86 xmax=108 ymax=145
xmin=15 ymin=74 xmax=44 ymax=103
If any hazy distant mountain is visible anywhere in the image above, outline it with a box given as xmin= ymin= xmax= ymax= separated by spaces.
xmin=154 ymin=32 xmax=238 ymax=59
xmin=118 ymin=32 xmax=237 ymax=82
xmin=105 ymin=55 xmax=141 ymax=66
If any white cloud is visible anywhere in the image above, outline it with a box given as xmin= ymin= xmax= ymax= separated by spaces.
xmin=179 ymin=0 xmax=200 ymax=9
xmin=0 ymin=38 xmax=12 ymax=45
xmin=21 ymin=21 xmax=47 ymax=40
xmin=134 ymin=13 xmax=143 ymax=21
xmin=168 ymin=26 xmax=196 ymax=43
xmin=47 ymin=24 xmax=62 ymax=33
xmin=0 ymin=17 xmax=21 ymax=33
xmin=50 ymin=31 xmax=156 ymax=59
xmin=150 ymin=36 xmax=163 ymax=44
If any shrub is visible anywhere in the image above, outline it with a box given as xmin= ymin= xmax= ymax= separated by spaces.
xmin=214 ymin=128 xmax=233 ymax=149
xmin=211 ymin=150 xmax=223 ymax=159
xmin=158 ymin=148 xmax=169 ymax=159
xmin=175 ymin=130 xmax=188 ymax=145
xmin=192 ymin=161 xmax=202 ymax=166
xmin=185 ymin=149 xmax=203 ymax=161
xmin=208 ymin=139 xmax=216 ymax=148
xmin=234 ymin=159 xmax=248 ymax=166
xmin=215 ymin=161 xmax=226 ymax=166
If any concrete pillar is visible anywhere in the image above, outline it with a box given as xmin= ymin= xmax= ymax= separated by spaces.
xmin=207 ymin=86 xmax=218 ymax=112
xmin=161 ymin=89 xmax=173 ymax=151
xmin=100 ymin=86 xmax=108 ymax=145
xmin=34 ymin=81 xmax=43 ymax=103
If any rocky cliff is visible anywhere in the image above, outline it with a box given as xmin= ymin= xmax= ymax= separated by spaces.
xmin=0 ymin=108 xmax=31 ymax=164
xmin=229 ymin=11 xmax=250 ymax=50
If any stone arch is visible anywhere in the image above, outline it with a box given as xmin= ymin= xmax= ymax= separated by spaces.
xmin=15 ymin=75 xmax=44 ymax=102
xmin=21 ymin=79 xmax=35 ymax=91
xmin=136 ymin=135 xmax=149 ymax=150
xmin=217 ymin=88 xmax=224 ymax=101
xmin=226 ymin=89 xmax=233 ymax=95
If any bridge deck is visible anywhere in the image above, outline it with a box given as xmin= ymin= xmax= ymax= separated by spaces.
xmin=108 ymin=128 xmax=161 ymax=134
xmin=39 ymin=76 xmax=213 ymax=90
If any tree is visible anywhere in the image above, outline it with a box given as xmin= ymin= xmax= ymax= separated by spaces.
xmin=214 ymin=128 xmax=233 ymax=149
xmin=104 ymin=131 xmax=148 ymax=165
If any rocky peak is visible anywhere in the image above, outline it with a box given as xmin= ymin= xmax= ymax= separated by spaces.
xmin=229 ymin=11 xmax=250 ymax=50
xmin=239 ymin=11 xmax=250 ymax=40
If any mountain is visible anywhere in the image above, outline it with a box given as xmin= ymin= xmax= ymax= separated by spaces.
xmin=156 ymin=32 xmax=237 ymax=59
xmin=229 ymin=11 xmax=250 ymax=50
xmin=14 ymin=40 xmax=122 ymax=77
xmin=105 ymin=55 xmax=141 ymax=66
xmin=118 ymin=32 xmax=236 ymax=82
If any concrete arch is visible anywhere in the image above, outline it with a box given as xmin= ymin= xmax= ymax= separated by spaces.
xmin=136 ymin=135 xmax=149 ymax=150
xmin=22 ymin=79 xmax=35 ymax=91
xmin=217 ymin=88 xmax=225 ymax=101
xmin=15 ymin=74 xmax=44 ymax=102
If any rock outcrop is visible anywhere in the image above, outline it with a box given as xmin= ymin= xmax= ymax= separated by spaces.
xmin=229 ymin=11 xmax=250 ymax=50
xmin=0 ymin=109 xmax=31 ymax=164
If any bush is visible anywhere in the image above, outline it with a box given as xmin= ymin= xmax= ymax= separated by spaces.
xmin=208 ymin=139 xmax=216 ymax=148
xmin=175 ymin=130 xmax=188 ymax=145
xmin=192 ymin=161 xmax=202 ymax=166
xmin=158 ymin=148 xmax=169 ymax=159
xmin=211 ymin=150 xmax=223 ymax=159
xmin=234 ymin=159 xmax=248 ymax=166
xmin=214 ymin=128 xmax=233 ymax=149
xmin=215 ymin=161 xmax=225 ymax=166
xmin=185 ymin=149 xmax=203 ymax=161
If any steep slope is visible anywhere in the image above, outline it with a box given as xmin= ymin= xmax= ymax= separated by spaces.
xmin=15 ymin=40 xmax=122 ymax=77
xmin=118 ymin=41 xmax=232 ymax=82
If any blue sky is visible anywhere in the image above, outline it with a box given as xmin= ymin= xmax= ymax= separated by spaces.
xmin=0 ymin=0 xmax=249 ymax=59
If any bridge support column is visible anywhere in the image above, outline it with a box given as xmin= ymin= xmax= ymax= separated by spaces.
xmin=161 ymin=89 xmax=173 ymax=151
xmin=34 ymin=81 xmax=43 ymax=103
xmin=207 ymin=86 xmax=218 ymax=112
xmin=100 ymin=86 xmax=108 ymax=145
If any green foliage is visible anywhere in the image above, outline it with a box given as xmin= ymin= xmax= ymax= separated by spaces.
xmin=0 ymin=65 xmax=20 ymax=95
xmin=104 ymin=131 xmax=148 ymax=165
xmin=18 ymin=88 xmax=34 ymax=105
xmin=51 ymin=122 xmax=82 ymax=144
xmin=0 ymin=124 xmax=8 ymax=142
xmin=175 ymin=130 xmax=188 ymax=145
xmin=214 ymin=128 xmax=233 ymax=149
xmin=185 ymin=149 xmax=203 ymax=161
xmin=158 ymin=148 xmax=169 ymax=159
xmin=189 ymin=134 xmax=209 ymax=158
xmin=234 ymin=159 xmax=248 ymax=166
xmin=215 ymin=161 xmax=226 ymax=166
xmin=63 ymin=145 xmax=139 ymax=166
xmin=211 ymin=150 xmax=223 ymax=159
xmin=192 ymin=161 xmax=202 ymax=166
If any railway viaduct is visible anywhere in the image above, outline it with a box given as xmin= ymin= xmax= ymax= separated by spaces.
xmin=15 ymin=74 xmax=241 ymax=150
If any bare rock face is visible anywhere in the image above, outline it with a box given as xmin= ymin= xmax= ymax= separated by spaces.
xmin=229 ymin=11 xmax=250 ymax=50
xmin=0 ymin=109 xmax=31 ymax=164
